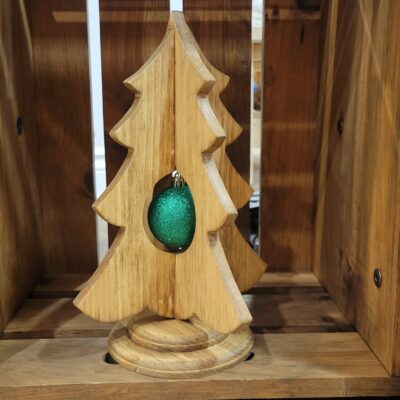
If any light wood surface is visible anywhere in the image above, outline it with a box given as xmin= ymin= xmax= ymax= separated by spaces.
xmin=75 ymin=12 xmax=251 ymax=334
xmin=184 ymin=0 xmax=252 ymax=238
xmin=33 ymin=274 xmax=90 ymax=298
xmin=100 ymin=0 xmax=170 ymax=243
xmin=1 ymin=332 xmax=400 ymax=399
xmin=173 ymin=11 xmax=251 ymax=332
xmin=4 ymin=273 xmax=399 ymax=398
xmin=260 ymin=0 xmax=321 ymax=271
xmin=74 ymin=28 xmax=176 ymax=321
xmin=109 ymin=317 xmax=253 ymax=378
xmin=0 ymin=0 xmax=43 ymax=332
xmin=2 ymin=298 xmax=113 ymax=339
xmin=4 ymin=273 xmax=351 ymax=339
xmin=194 ymin=41 xmax=267 ymax=293
xmin=314 ymin=0 xmax=400 ymax=376
xmin=34 ymin=272 xmax=320 ymax=297
xmin=30 ymin=0 xmax=97 ymax=273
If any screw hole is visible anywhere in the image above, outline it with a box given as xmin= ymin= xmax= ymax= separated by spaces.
xmin=16 ymin=117 xmax=23 ymax=135
xmin=337 ymin=116 xmax=344 ymax=135
xmin=373 ymin=268 xmax=382 ymax=288
xmin=103 ymin=352 xmax=118 ymax=365
xmin=244 ymin=352 xmax=255 ymax=362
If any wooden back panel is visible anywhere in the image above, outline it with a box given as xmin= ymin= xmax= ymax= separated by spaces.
xmin=314 ymin=0 xmax=400 ymax=375
xmin=0 ymin=0 xmax=43 ymax=331
xmin=260 ymin=0 xmax=321 ymax=271
xmin=30 ymin=0 xmax=97 ymax=273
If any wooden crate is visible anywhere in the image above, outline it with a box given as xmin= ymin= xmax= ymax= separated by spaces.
xmin=1 ymin=0 xmax=400 ymax=398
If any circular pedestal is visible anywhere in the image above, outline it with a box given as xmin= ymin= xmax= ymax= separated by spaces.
xmin=108 ymin=315 xmax=253 ymax=379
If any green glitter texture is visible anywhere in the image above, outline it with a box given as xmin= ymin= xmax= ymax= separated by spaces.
xmin=148 ymin=185 xmax=195 ymax=252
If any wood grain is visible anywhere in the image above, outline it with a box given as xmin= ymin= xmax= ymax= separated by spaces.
xmin=0 ymin=0 xmax=43 ymax=332
xmin=260 ymin=0 xmax=321 ymax=271
xmin=314 ymin=0 xmax=400 ymax=376
xmin=29 ymin=0 xmax=97 ymax=273
xmin=74 ymin=29 xmax=176 ymax=322
xmin=6 ymin=272 xmax=350 ymax=339
xmin=75 ymin=13 xmax=251 ymax=334
xmin=109 ymin=317 xmax=253 ymax=379
xmin=177 ymin=5 xmax=266 ymax=292
xmin=173 ymin=12 xmax=251 ymax=333
xmin=100 ymin=0 xmax=170 ymax=243
xmin=2 ymin=298 xmax=113 ymax=339
xmin=1 ymin=333 xmax=400 ymax=399
xmin=184 ymin=0 xmax=252 ymax=238
xmin=33 ymin=274 xmax=90 ymax=298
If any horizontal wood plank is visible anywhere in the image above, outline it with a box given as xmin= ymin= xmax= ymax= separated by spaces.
xmin=33 ymin=273 xmax=320 ymax=298
xmin=0 ymin=333 xmax=399 ymax=399
xmin=1 ymin=299 xmax=112 ymax=339
xmin=3 ymin=283 xmax=351 ymax=339
xmin=33 ymin=274 xmax=91 ymax=298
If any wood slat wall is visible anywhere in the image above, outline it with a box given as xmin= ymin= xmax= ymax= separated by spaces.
xmin=260 ymin=0 xmax=321 ymax=271
xmin=314 ymin=0 xmax=400 ymax=376
xmin=184 ymin=0 xmax=252 ymax=237
xmin=29 ymin=0 xmax=97 ymax=273
xmin=100 ymin=0 xmax=170 ymax=243
xmin=0 ymin=0 xmax=43 ymax=331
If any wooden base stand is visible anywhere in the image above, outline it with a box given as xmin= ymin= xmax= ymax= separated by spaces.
xmin=108 ymin=315 xmax=253 ymax=379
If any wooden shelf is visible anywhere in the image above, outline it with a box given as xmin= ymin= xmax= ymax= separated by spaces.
xmin=1 ymin=273 xmax=399 ymax=399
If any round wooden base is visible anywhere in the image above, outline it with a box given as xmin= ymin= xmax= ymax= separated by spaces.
xmin=108 ymin=315 xmax=253 ymax=379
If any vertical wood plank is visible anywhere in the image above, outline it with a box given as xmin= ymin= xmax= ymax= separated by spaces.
xmin=100 ymin=0 xmax=170 ymax=242
xmin=315 ymin=0 xmax=400 ymax=376
xmin=260 ymin=0 xmax=321 ymax=271
xmin=0 ymin=0 xmax=43 ymax=331
xmin=183 ymin=0 xmax=252 ymax=237
xmin=30 ymin=0 xmax=97 ymax=273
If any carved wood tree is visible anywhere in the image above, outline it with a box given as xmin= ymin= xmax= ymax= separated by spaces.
xmin=74 ymin=11 xmax=266 ymax=378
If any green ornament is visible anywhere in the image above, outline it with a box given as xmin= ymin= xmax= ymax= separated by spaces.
xmin=148 ymin=173 xmax=195 ymax=252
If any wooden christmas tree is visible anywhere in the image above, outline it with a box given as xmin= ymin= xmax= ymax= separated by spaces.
xmin=74 ymin=11 xmax=266 ymax=378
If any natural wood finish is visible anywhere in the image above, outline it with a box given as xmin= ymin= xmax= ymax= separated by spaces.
xmin=75 ymin=12 xmax=251 ymax=334
xmin=1 ymin=332 xmax=400 ymax=399
xmin=29 ymin=0 xmax=97 ymax=273
xmin=2 ymin=298 xmax=112 ymax=339
xmin=172 ymin=11 xmax=251 ymax=332
xmin=6 ymin=272 xmax=350 ymax=339
xmin=100 ymin=0 xmax=170 ymax=242
xmin=260 ymin=0 xmax=321 ymax=271
xmin=195 ymin=44 xmax=266 ymax=293
xmin=255 ymin=272 xmax=320 ymax=288
xmin=314 ymin=0 xmax=400 ymax=376
xmin=0 ymin=0 xmax=43 ymax=332
xmin=35 ymin=272 xmax=319 ymax=298
xmin=33 ymin=274 xmax=90 ymax=298
xmin=74 ymin=28 xmax=176 ymax=321
xmin=109 ymin=318 xmax=253 ymax=378
xmin=184 ymin=0 xmax=252 ymax=238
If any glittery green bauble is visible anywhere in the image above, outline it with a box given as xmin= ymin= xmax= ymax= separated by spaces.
xmin=148 ymin=185 xmax=195 ymax=252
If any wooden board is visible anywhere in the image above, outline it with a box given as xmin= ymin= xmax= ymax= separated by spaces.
xmin=314 ymin=0 xmax=400 ymax=375
xmin=0 ymin=0 xmax=43 ymax=332
xmin=4 ymin=272 xmax=351 ymax=339
xmin=2 ymin=298 xmax=113 ymax=339
xmin=33 ymin=274 xmax=90 ymax=298
xmin=32 ymin=272 xmax=320 ymax=297
xmin=260 ymin=0 xmax=321 ymax=271
xmin=184 ymin=0 xmax=252 ymax=238
xmin=100 ymin=0 xmax=170 ymax=243
xmin=75 ymin=12 xmax=252 ymax=334
xmin=1 ymin=333 xmax=400 ymax=399
xmin=29 ymin=0 xmax=97 ymax=273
